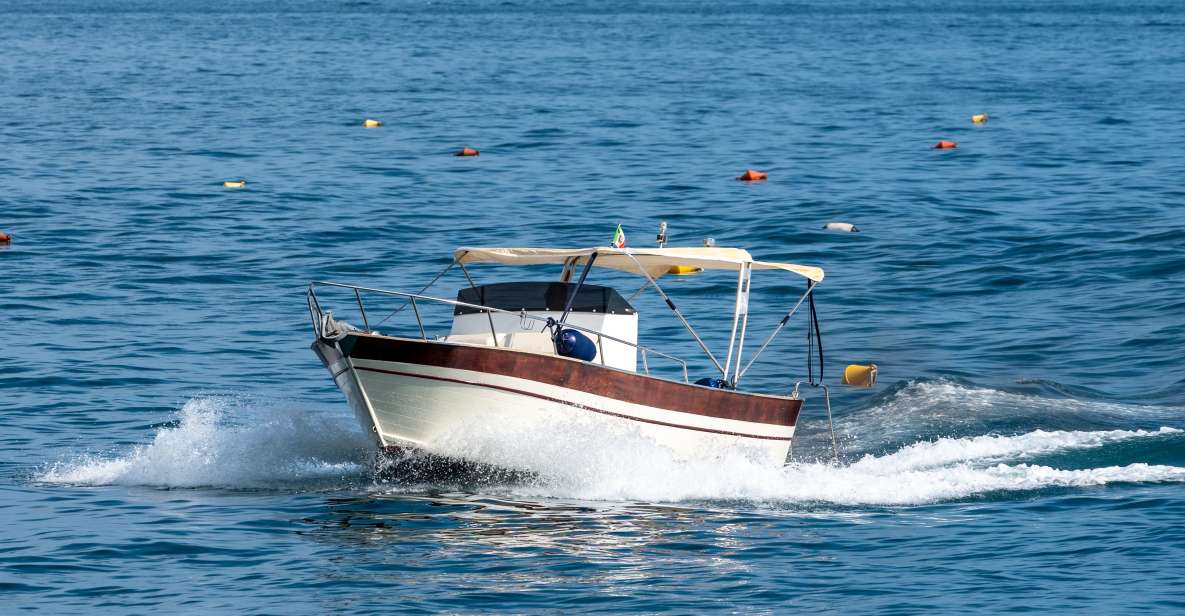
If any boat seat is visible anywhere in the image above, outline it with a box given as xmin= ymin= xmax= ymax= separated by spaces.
xmin=443 ymin=332 xmax=509 ymax=347
xmin=445 ymin=331 xmax=604 ymax=363
xmin=508 ymin=331 xmax=609 ymax=364
xmin=505 ymin=331 xmax=558 ymax=355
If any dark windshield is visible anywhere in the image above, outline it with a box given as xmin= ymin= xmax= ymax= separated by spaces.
xmin=455 ymin=282 xmax=636 ymax=316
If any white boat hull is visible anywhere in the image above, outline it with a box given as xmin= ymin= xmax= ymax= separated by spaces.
xmin=315 ymin=335 xmax=800 ymax=468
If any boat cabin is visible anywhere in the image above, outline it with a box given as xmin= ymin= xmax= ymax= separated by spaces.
xmin=446 ymin=282 xmax=639 ymax=371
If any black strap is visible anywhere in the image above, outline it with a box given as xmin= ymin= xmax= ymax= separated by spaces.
xmin=807 ymin=283 xmax=824 ymax=386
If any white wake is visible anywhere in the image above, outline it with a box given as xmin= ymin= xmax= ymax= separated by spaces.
xmin=425 ymin=413 xmax=1184 ymax=505
xmin=37 ymin=395 xmax=1185 ymax=506
xmin=844 ymin=379 xmax=1185 ymax=446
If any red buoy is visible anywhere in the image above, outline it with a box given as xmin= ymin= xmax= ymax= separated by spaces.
xmin=0 ymin=230 xmax=11 ymax=244
xmin=933 ymin=140 xmax=958 ymax=149
xmin=736 ymin=169 xmax=768 ymax=181
xmin=455 ymin=147 xmax=480 ymax=157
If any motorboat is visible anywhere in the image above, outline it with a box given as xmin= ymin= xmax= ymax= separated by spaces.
xmin=307 ymin=240 xmax=860 ymax=468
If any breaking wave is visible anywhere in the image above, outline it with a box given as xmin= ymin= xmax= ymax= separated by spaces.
xmin=38 ymin=397 xmax=373 ymax=489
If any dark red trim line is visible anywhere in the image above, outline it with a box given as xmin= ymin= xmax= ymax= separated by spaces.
xmin=344 ymin=335 xmax=801 ymax=427
xmin=354 ymin=365 xmax=793 ymax=441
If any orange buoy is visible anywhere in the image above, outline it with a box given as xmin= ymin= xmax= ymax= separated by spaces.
xmin=455 ymin=147 xmax=480 ymax=157
xmin=933 ymin=140 xmax=958 ymax=149
xmin=736 ymin=169 xmax=768 ymax=181
xmin=0 ymin=230 xmax=10 ymax=244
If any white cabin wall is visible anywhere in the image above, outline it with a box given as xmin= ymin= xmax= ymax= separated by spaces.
xmin=583 ymin=313 xmax=637 ymax=372
xmin=449 ymin=312 xmax=638 ymax=372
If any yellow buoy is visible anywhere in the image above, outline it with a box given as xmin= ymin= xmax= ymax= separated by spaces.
xmin=971 ymin=113 xmax=989 ymax=124
xmin=667 ymin=265 xmax=703 ymax=275
xmin=842 ymin=364 xmax=878 ymax=388
xmin=223 ymin=180 xmax=246 ymax=188
xmin=363 ymin=118 xmax=382 ymax=128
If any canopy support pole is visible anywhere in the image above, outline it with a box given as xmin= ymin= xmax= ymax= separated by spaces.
xmin=625 ymin=281 xmax=650 ymax=304
xmin=731 ymin=264 xmax=752 ymax=385
xmin=559 ymin=257 xmax=577 ymax=283
xmin=734 ymin=281 xmax=815 ymax=385
xmin=457 ymin=255 xmax=499 ymax=348
xmin=623 ymin=252 xmax=725 ymax=378
xmin=558 ymin=252 xmax=598 ymax=332
xmin=722 ymin=265 xmax=746 ymax=381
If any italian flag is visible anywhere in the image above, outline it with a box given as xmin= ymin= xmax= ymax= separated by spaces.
xmin=611 ymin=224 xmax=626 ymax=248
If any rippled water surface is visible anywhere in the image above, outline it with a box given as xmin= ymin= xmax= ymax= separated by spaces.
xmin=3 ymin=0 xmax=1185 ymax=612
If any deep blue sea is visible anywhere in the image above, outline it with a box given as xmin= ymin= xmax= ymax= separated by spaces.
xmin=3 ymin=0 xmax=1185 ymax=612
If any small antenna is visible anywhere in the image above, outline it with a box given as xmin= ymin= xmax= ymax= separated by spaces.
xmin=656 ymin=221 xmax=668 ymax=247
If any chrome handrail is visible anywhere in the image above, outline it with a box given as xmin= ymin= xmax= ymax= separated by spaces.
xmin=307 ymin=281 xmax=690 ymax=382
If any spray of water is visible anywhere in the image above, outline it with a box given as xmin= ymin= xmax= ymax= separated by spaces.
xmin=37 ymin=385 xmax=1185 ymax=506
xmin=38 ymin=397 xmax=373 ymax=489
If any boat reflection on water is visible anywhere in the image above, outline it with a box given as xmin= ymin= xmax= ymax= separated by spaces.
xmin=296 ymin=489 xmax=788 ymax=578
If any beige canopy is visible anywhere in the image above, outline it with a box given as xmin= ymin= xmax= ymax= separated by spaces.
xmin=453 ymin=246 xmax=824 ymax=283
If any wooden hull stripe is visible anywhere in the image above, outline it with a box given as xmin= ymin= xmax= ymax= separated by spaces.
xmin=354 ymin=365 xmax=794 ymax=442
xmin=345 ymin=335 xmax=801 ymax=427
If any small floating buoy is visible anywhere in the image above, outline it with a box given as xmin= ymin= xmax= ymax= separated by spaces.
xmin=455 ymin=147 xmax=480 ymax=157
xmin=823 ymin=222 xmax=860 ymax=233
xmin=971 ymin=113 xmax=989 ymax=124
xmin=842 ymin=364 xmax=878 ymax=388
xmin=667 ymin=265 xmax=703 ymax=275
xmin=933 ymin=140 xmax=958 ymax=149
xmin=223 ymin=180 xmax=246 ymax=188
xmin=363 ymin=119 xmax=382 ymax=128
xmin=736 ymin=169 xmax=767 ymax=181
xmin=0 ymin=230 xmax=11 ymax=244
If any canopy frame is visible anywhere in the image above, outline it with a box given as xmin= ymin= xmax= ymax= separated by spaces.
xmin=454 ymin=246 xmax=823 ymax=283
xmin=451 ymin=245 xmax=823 ymax=388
